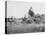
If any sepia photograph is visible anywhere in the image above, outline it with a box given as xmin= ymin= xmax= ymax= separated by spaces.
xmin=5 ymin=0 xmax=45 ymax=34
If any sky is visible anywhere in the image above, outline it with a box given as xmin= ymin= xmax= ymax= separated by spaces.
xmin=7 ymin=1 xmax=45 ymax=18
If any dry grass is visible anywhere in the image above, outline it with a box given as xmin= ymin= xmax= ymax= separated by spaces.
xmin=7 ymin=22 xmax=45 ymax=34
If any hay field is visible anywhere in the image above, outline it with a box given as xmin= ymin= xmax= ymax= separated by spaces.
xmin=7 ymin=22 xmax=45 ymax=34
